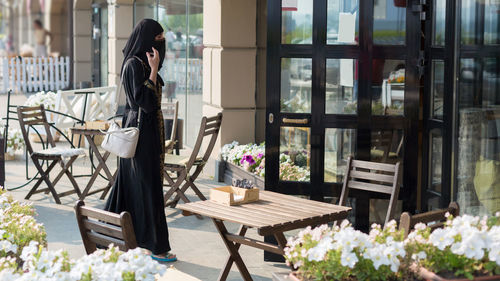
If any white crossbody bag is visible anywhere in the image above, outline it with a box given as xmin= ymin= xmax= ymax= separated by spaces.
xmin=101 ymin=58 xmax=142 ymax=158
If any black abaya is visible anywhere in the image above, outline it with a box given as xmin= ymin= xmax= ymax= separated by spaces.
xmin=105 ymin=19 xmax=169 ymax=255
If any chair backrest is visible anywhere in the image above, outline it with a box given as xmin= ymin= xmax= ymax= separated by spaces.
xmin=161 ymin=100 xmax=179 ymax=141
xmin=339 ymin=156 xmax=402 ymax=226
xmin=185 ymin=113 xmax=223 ymax=170
xmin=74 ymin=200 xmax=137 ymax=254
xmin=17 ymin=105 xmax=55 ymax=155
xmin=399 ymin=202 xmax=460 ymax=238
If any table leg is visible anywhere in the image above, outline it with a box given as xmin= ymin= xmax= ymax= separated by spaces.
xmin=80 ymin=136 xmax=112 ymax=200
xmin=212 ymin=219 xmax=252 ymax=281
xmin=218 ymin=225 xmax=248 ymax=281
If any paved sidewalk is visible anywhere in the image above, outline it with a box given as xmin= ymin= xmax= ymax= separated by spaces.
xmin=3 ymin=153 xmax=289 ymax=281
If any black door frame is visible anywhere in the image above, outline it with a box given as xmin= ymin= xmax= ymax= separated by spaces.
xmin=266 ymin=0 xmax=422 ymax=230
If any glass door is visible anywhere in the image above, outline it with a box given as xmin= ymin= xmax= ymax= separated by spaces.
xmin=266 ymin=0 xmax=422 ymax=230
xmin=422 ymin=0 xmax=454 ymax=211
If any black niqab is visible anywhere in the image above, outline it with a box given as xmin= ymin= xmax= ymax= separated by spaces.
xmin=122 ymin=19 xmax=165 ymax=73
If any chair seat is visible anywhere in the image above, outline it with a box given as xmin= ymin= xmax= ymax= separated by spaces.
xmin=370 ymin=149 xmax=398 ymax=158
xmin=165 ymin=154 xmax=203 ymax=167
xmin=34 ymin=147 xmax=85 ymax=158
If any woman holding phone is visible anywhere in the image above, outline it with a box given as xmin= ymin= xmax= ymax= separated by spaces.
xmin=105 ymin=19 xmax=176 ymax=262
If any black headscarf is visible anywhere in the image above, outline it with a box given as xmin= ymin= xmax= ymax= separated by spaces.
xmin=121 ymin=19 xmax=165 ymax=74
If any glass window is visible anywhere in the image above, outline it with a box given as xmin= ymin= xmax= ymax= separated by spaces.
xmin=327 ymin=0 xmax=359 ymax=45
xmin=325 ymin=129 xmax=356 ymax=183
xmin=373 ymin=0 xmax=406 ymax=45
xmin=371 ymin=60 xmax=405 ymax=116
xmin=457 ymin=57 xmax=500 ymax=215
xmin=100 ymin=7 xmax=108 ymax=86
xmin=429 ymin=130 xmax=443 ymax=193
xmin=157 ymin=0 xmax=203 ymax=147
xmin=326 ymin=59 xmax=358 ymax=114
xmin=485 ymin=0 xmax=500 ymax=45
xmin=371 ymin=129 xmax=404 ymax=164
xmin=281 ymin=0 xmax=313 ymax=44
xmin=280 ymin=127 xmax=311 ymax=182
xmin=432 ymin=0 xmax=446 ymax=46
xmin=431 ymin=60 xmax=444 ymax=119
xmin=281 ymin=58 xmax=312 ymax=113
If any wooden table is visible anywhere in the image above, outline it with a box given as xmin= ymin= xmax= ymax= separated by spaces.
xmin=70 ymin=127 xmax=116 ymax=200
xmin=178 ymin=191 xmax=351 ymax=281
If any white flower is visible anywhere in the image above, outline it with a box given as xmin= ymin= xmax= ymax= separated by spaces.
xmin=340 ymin=251 xmax=358 ymax=268
xmin=429 ymin=228 xmax=454 ymax=250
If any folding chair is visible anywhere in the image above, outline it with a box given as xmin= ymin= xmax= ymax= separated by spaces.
xmin=161 ymin=101 xmax=179 ymax=155
xmin=163 ymin=113 xmax=222 ymax=208
xmin=339 ymin=156 xmax=402 ymax=226
xmin=399 ymin=202 xmax=459 ymax=238
xmin=18 ymin=105 xmax=84 ymax=204
xmin=74 ymin=200 xmax=137 ymax=254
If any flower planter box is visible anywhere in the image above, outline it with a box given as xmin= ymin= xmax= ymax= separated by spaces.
xmin=220 ymin=161 xmax=265 ymax=189
xmin=417 ymin=266 xmax=500 ymax=281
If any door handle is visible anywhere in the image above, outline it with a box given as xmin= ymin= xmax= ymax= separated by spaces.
xmin=282 ymin=118 xmax=309 ymax=125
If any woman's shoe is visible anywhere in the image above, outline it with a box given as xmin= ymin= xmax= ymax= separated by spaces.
xmin=151 ymin=253 xmax=177 ymax=262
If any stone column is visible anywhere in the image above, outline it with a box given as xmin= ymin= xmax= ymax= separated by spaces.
xmin=73 ymin=1 xmax=92 ymax=85
xmin=107 ymin=1 xmax=134 ymax=87
xmin=203 ymin=0 xmax=258 ymax=172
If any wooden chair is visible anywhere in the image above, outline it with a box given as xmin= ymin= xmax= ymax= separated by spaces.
xmin=17 ymin=105 xmax=84 ymax=204
xmin=161 ymin=101 xmax=179 ymax=154
xmin=163 ymin=113 xmax=222 ymax=209
xmin=74 ymin=200 xmax=137 ymax=254
xmin=399 ymin=202 xmax=460 ymax=238
xmin=339 ymin=156 xmax=402 ymax=226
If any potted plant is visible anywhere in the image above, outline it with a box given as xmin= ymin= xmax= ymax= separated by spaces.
xmin=220 ymin=141 xmax=311 ymax=188
xmin=405 ymin=213 xmax=500 ymax=280
xmin=284 ymin=221 xmax=416 ymax=281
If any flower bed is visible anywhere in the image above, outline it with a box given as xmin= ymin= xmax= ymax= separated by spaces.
xmin=0 ymin=189 xmax=166 ymax=280
xmin=284 ymin=213 xmax=500 ymax=281
xmin=220 ymin=141 xmax=310 ymax=187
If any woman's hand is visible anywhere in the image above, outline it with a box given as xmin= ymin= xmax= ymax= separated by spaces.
xmin=146 ymin=47 xmax=160 ymax=71
xmin=146 ymin=47 xmax=159 ymax=85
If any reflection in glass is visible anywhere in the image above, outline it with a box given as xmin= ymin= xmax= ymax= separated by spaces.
xmin=485 ymin=0 xmax=500 ymax=44
xmin=326 ymin=59 xmax=357 ymax=114
xmin=281 ymin=58 xmax=312 ymax=113
xmin=431 ymin=61 xmax=444 ymax=119
xmin=461 ymin=0 xmax=478 ymax=45
xmin=373 ymin=0 xmax=406 ymax=45
xmin=280 ymin=127 xmax=311 ymax=182
xmin=432 ymin=0 xmax=446 ymax=46
xmin=282 ymin=0 xmax=313 ymax=44
xmin=157 ymin=0 xmax=204 ymax=147
xmin=327 ymin=0 xmax=359 ymax=45
xmin=371 ymin=130 xmax=404 ymax=164
xmin=372 ymin=60 xmax=405 ymax=116
xmin=325 ymin=129 xmax=356 ymax=183
xmin=457 ymin=57 xmax=500 ymax=215
xmin=430 ymin=132 xmax=442 ymax=193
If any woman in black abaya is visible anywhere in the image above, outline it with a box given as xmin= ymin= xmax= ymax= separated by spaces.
xmin=105 ymin=19 xmax=176 ymax=262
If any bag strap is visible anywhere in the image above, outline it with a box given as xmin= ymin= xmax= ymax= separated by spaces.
xmin=118 ymin=56 xmax=146 ymax=128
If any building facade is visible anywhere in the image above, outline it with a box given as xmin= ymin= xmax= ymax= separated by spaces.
xmin=1 ymin=0 xmax=500 ymax=229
